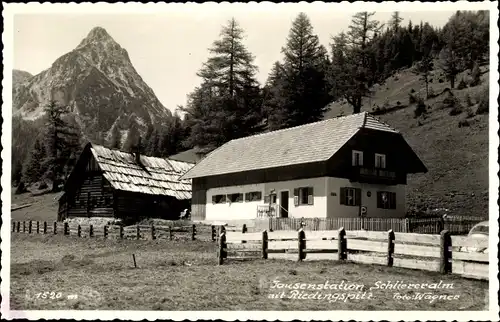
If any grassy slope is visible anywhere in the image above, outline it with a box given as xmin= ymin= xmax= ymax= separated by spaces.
xmin=11 ymin=192 xmax=59 ymax=222
xmin=10 ymin=234 xmax=488 ymax=310
xmin=325 ymin=64 xmax=490 ymax=218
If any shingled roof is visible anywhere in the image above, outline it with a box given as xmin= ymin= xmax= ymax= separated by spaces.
xmin=78 ymin=143 xmax=193 ymax=199
xmin=180 ymin=112 xmax=401 ymax=180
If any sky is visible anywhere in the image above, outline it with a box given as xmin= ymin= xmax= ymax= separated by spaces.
xmin=12 ymin=4 xmax=459 ymax=113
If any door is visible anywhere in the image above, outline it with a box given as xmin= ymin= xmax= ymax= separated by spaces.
xmin=280 ymin=190 xmax=289 ymax=218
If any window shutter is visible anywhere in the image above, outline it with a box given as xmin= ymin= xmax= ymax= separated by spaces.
xmin=391 ymin=192 xmax=396 ymax=209
xmin=355 ymin=188 xmax=361 ymax=206
xmin=294 ymin=188 xmax=299 ymax=207
xmin=376 ymin=192 xmax=382 ymax=208
xmin=212 ymin=195 xmax=216 ymax=204
xmin=340 ymin=188 xmax=346 ymax=205
xmin=307 ymin=187 xmax=314 ymax=205
xmin=264 ymin=195 xmax=270 ymax=204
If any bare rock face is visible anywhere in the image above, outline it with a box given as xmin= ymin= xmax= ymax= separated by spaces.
xmin=12 ymin=26 xmax=170 ymax=137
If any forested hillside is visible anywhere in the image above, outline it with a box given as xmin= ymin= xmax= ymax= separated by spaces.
xmin=13 ymin=10 xmax=490 ymax=218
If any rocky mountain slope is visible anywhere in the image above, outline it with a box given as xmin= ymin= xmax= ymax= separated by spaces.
xmin=12 ymin=69 xmax=33 ymax=86
xmin=12 ymin=27 xmax=170 ymax=137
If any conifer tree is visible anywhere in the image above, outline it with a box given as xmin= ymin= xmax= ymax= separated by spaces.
xmin=265 ymin=13 xmax=331 ymax=129
xmin=109 ymin=123 xmax=122 ymax=149
xmin=43 ymin=100 xmax=81 ymax=191
xmin=330 ymin=12 xmax=383 ymax=114
xmin=183 ymin=18 xmax=263 ymax=152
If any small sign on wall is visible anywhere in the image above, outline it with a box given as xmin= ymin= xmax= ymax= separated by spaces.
xmin=331 ymin=192 xmax=337 ymax=196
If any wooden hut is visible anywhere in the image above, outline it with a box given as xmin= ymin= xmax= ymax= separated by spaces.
xmin=57 ymin=142 xmax=194 ymax=223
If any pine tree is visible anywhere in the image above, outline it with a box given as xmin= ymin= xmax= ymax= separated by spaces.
xmin=43 ymin=100 xmax=81 ymax=191
xmin=109 ymin=123 xmax=122 ymax=149
xmin=470 ymin=61 xmax=481 ymax=87
xmin=331 ymin=12 xmax=383 ymax=114
xmin=439 ymin=47 xmax=461 ymax=89
xmin=22 ymin=136 xmax=48 ymax=185
xmin=413 ymin=55 xmax=434 ymax=98
xmin=123 ymin=118 xmax=140 ymax=152
xmin=183 ymin=18 xmax=263 ymax=152
xmin=265 ymin=13 xmax=331 ymax=129
xmin=390 ymin=11 xmax=404 ymax=32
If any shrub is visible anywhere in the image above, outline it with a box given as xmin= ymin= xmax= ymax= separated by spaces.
xmin=457 ymin=78 xmax=467 ymax=90
xmin=396 ymin=101 xmax=401 ymax=106
xmin=38 ymin=182 xmax=48 ymax=190
xmin=465 ymin=106 xmax=475 ymax=118
xmin=410 ymin=88 xmax=416 ymax=93
xmin=458 ymin=119 xmax=470 ymax=128
xmin=414 ymin=99 xmax=427 ymax=118
xmin=449 ymin=105 xmax=463 ymax=116
xmin=408 ymin=93 xmax=418 ymax=104
xmin=470 ymin=62 xmax=481 ymax=87
xmin=443 ymin=91 xmax=457 ymax=109
xmin=476 ymin=87 xmax=489 ymax=114
xmin=427 ymin=87 xmax=436 ymax=98
xmin=438 ymin=78 xmax=444 ymax=83
xmin=465 ymin=93 xmax=473 ymax=107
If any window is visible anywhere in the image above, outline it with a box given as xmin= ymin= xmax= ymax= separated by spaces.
xmin=352 ymin=150 xmax=363 ymax=166
xmin=294 ymin=187 xmax=314 ymax=206
xmin=212 ymin=194 xmax=227 ymax=204
xmin=229 ymin=193 xmax=244 ymax=203
xmin=377 ymin=191 xmax=396 ymax=209
xmin=245 ymin=191 xmax=262 ymax=202
xmin=340 ymin=187 xmax=361 ymax=206
xmin=375 ymin=153 xmax=387 ymax=169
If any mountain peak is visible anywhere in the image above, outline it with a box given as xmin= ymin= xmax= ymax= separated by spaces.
xmin=76 ymin=26 xmax=117 ymax=50
xmin=87 ymin=26 xmax=111 ymax=40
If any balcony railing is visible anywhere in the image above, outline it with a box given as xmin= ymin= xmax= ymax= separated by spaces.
xmin=351 ymin=166 xmax=398 ymax=184
xmin=256 ymin=205 xmax=277 ymax=218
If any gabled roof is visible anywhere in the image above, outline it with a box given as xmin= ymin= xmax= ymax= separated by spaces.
xmin=70 ymin=143 xmax=194 ymax=199
xmin=181 ymin=112 xmax=404 ymax=180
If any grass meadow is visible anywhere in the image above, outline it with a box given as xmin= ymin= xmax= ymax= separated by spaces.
xmin=10 ymin=233 xmax=488 ymax=311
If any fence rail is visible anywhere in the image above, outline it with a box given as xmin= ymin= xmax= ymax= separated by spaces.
xmin=12 ymin=221 xmax=221 ymax=242
xmin=269 ymin=216 xmax=484 ymax=234
xmin=218 ymin=228 xmax=489 ymax=281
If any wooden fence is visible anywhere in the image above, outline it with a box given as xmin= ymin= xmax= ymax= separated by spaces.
xmin=269 ymin=216 xmax=484 ymax=234
xmin=218 ymin=228 xmax=489 ymax=280
xmin=12 ymin=221 xmax=221 ymax=242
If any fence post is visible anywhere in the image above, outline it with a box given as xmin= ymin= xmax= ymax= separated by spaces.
xmin=78 ymin=225 xmax=82 ymax=237
xmin=89 ymin=224 xmax=94 ymax=237
xmin=53 ymin=222 xmax=57 ymax=235
xmin=17 ymin=221 xmax=21 ymax=233
xmin=168 ymin=226 xmax=173 ymax=241
xmin=23 ymin=221 xmax=26 ymax=233
xmin=405 ymin=218 xmax=410 ymax=233
xmin=119 ymin=226 xmax=124 ymax=239
xmin=151 ymin=224 xmax=155 ymax=240
xmin=440 ymin=230 xmax=452 ymax=274
xmin=387 ymin=229 xmax=395 ymax=267
xmin=211 ymin=225 xmax=216 ymax=242
xmin=104 ymin=225 xmax=109 ymax=239
xmin=262 ymin=230 xmax=268 ymax=259
xmin=29 ymin=221 xmax=32 ymax=234
xmin=191 ymin=224 xmax=196 ymax=241
xmin=242 ymin=224 xmax=247 ymax=244
xmin=43 ymin=222 xmax=47 ymax=234
xmin=338 ymin=227 xmax=347 ymax=260
xmin=136 ymin=225 xmax=140 ymax=240
xmin=298 ymin=229 xmax=306 ymax=261
xmin=64 ymin=222 xmax=69 ymax=235
xmin=36 ymin=221 xmax=40 ymax=234
xmin=218 ymin=232 xmax=227 ymax=265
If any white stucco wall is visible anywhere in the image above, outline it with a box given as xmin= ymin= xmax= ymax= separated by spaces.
xmin=326 ymin=177 xmax=406 ymax=218
xmin=205 ymin=176 xmax=406 ymax=221
xmin=205 ymin=177 xmax=327 ymax=221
